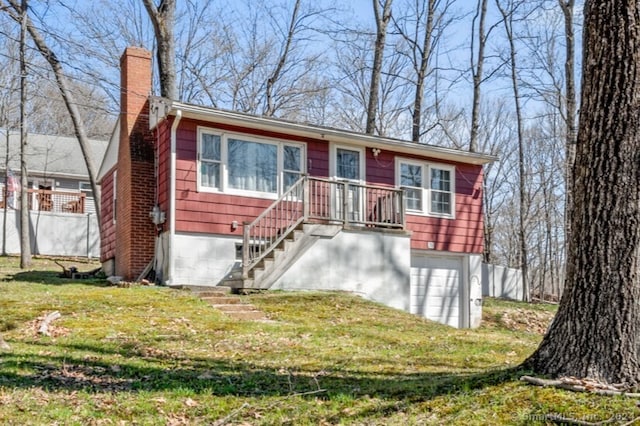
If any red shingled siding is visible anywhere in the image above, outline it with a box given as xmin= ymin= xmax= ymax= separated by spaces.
xmin=156 ymin=118 xmax=172 ymax=226
xmin=169 ymin=117 xmax=484 ymax=254
xmin=172 ymin=118 xmax=328 ymax=235
xmin=399 ymin=159 xmax=484 ymax=254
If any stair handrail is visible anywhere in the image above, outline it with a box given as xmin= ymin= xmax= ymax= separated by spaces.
xmin=242 ymin=175 xmax=308 ymax=279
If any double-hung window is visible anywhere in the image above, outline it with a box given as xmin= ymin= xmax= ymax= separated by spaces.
xmin=283 ymin=145 xmax=302 ymax=191
xmin=200 ymin=133 xmax=221 ymax=189
xmin=396 ymin=159 xmax=455 ymax=217
xmin=198 ymin=128 xmax=304 ymax=198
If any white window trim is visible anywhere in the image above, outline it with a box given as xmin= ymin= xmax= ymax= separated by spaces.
xmin=329 ymin=143 xmax=366 ymax=183
xmin=197 ymin=129 xmax=224 ymax=193
xmin=395 ymin=158 xmax=456 ymax=219
xmin=197 ymin=126 xmax=306 ymax=199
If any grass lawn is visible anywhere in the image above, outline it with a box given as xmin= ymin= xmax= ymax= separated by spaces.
xmin=0 ymin=256 xmax=638 ymax=425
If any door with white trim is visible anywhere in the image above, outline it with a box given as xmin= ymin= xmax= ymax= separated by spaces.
xmin=332 ymin=146 xmax=365 ymax=222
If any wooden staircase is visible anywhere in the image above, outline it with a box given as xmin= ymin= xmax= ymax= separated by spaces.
xmin=223 ymin=176 xmax=404 ymax=292
xmin=223 ymin=224 xmax=312 ymax=290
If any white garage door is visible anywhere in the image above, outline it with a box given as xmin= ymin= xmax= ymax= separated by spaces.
xmin=411 ymin=255 xmax=463 ymax=328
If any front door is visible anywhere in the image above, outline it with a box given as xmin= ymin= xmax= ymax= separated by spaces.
xmin=333 ymin=146 xmax=364 ymax=222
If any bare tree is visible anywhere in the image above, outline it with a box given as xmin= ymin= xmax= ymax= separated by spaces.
xmin=496 ymin=0 xmax=529 ymax=301
xmin=265 ymin=0 xmax=301 ymax=116
xmin=142 ymin=0 xmax=177 ymax=99
xmin=1 ymin=0 xmax=102 ymax=225
xmin=476 ymin=99 xmax=516 ymax=264
xmin=559 ymin=0 xmax=577 ymax=248
xmin=18 ymin=0 xmax=30 ymax=268
xmin=27 ymin=80 xmax=114 ymax=139
xmin=469 ymin=0 xmax=488 ymax=153
xmin=366 ymin=0 xmax=394 ymax=134
xmin=524 ymin=0 xmax=640 ymax=387
xmin=393 ymin=0 xmax=457 ymax=143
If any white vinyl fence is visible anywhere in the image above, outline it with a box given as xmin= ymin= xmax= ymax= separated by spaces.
xmin=482 ymin=263 xmax=523 ymax=300
xmin=0 ymin=209 xmax=99 ymax=258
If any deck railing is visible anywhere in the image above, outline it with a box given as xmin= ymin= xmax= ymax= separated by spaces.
xmin=242 ymin=176 xmax=404 ymax=278
xmin=242 ymin=177 xmax=307 ymax=278
xmin=0 ymin=187 xmax=86 ymax=214
xmin=306 ymin=177 xmax=404 ymax=228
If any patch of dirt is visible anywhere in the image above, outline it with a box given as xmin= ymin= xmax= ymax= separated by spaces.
xmin=23 ymin=315 xmax=70 ymax=339
xmin=498 ymin=308 xmax=555 ymax=334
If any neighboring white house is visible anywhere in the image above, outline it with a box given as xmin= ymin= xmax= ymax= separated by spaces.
xmin=0 ymin=130 xmax=108 ymax=257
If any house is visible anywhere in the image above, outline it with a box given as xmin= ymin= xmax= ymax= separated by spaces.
xmin=100 ymin=47 xmax=495 ymax=328
xmin=0 ymin=130 xmax=107 ymax=257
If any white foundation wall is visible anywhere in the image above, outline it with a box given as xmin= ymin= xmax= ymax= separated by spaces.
xmin=271 ymin=230 xmax=412 ymax=311
xmin=165 ymin=232 xmax=240 ymax=286
xmin=0 ymin=210 xmax=99 ymax=257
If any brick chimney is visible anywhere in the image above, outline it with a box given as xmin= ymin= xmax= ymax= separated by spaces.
xmin=115 ymin=47 xmax=156 ymax=280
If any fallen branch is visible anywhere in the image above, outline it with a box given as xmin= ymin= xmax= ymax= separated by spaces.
xmin=212 ymin=402 xmax=250 ymax=426
xmin=39 ymin=311 xmax=61 ymax=336
xmin=212 ymin=389 xmax=327 ymax=425
xmin=521 ymin=375 xmax=640 ymax=397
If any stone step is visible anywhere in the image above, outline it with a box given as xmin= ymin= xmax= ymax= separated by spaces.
xmin=224 ymin=310 xmax=268 ymax=321
xmin=194 ymin=290 xmax=230 ymax=298
xmin=201 ymin=296 xmax=242 ymax=305
xmin=213 ymin=304 xmax=257 ymax=312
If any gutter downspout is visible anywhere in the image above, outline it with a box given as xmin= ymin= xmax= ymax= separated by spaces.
xmin=167 ymin=109 xmax=182 ymax=286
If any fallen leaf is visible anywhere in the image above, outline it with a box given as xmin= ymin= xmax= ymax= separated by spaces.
xmin=184 ymin=398 xmax=198 ymax=407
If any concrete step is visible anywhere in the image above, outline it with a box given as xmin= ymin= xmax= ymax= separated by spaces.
xmin=270 ymin=248 xmax=285 ymax=261
xmin=220 ymin=278 xmax=248 ymax=290
xmin=256 ymin=257 xmax=274 ymax=271
xmin=252 ymin=267 xmax=265 ymax=282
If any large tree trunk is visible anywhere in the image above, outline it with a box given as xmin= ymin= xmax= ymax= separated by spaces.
xmin=524 ymin=0 xmax=640 ymax=387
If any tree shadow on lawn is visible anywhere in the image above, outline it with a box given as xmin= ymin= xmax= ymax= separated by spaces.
xmin=3 ymin=269 xmax=109 ymax=287
xmin=0 ymin=339 xmax=525 ymax=410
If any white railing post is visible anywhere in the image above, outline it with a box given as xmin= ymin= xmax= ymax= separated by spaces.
xmin=242 ymin=221 xmax=250 ymax=279
xmin=342 ymin=182 xmax=349 ymax=225
xmin=303 ymin=176 xmax=309 ymax=221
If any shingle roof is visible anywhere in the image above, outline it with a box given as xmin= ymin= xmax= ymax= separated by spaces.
xmin=0 ymin=130 xmax=108 ymax=178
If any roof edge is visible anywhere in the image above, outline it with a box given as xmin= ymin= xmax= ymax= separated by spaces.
xmin=150 ymin=97 xmax=497 ymax=166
